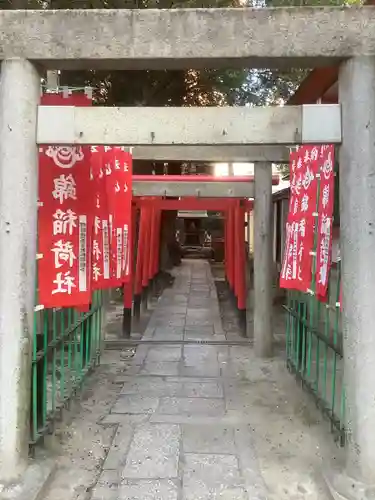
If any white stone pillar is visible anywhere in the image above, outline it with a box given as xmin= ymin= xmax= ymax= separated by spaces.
xmin=338 ymin=57 xmax=375 ymax=486
xmin=253 ymin=162 xmax=273 ymax=357
xmin=0 ymin=59 xmax=40 ymax=482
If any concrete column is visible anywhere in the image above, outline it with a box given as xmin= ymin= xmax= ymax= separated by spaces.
xmin=338 ymin=57 xmax=375 ymax=486
xmin=0 ymin=59 xmax=40 ymax=482
xmin=252 ymin=162 xmax=273 ymax=357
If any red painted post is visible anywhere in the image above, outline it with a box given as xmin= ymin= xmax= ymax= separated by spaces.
xmin=153 ymin=209 xmax=162 ymax=278
xmin=236 ymin=204 xmax=247 ymax=334
xmin=234 ymin=202 xmax=241 ymax=305
xmin=148 ymin=206 xmax=156 ymax=283
xmin=141 ymin=206 xmax=151 ymax=310
xmin=226 ymin=206 xmax=231 ymax=290
xmin=141 ymin=206 xmax=150 ymax=287
xmin=122 ymin=205 xmax=137 ymax=338
xmin=224 ymin=211 xmax=229 ymax=283
xmin=144 ymin=205 xmax=157 ymax=306
xmin=239 ymin=205 xmax=247 ymax=310
xmin=227 ymin=204 xmax=235 ymax=295
xmin=134 ymin=206 xmax=146 ymax=321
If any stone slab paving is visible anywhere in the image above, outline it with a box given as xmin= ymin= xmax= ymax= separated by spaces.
xmin=91 ymin=260 xmax=267 ymax=500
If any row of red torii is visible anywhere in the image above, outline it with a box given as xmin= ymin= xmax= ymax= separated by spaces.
xmin=127 ymin=174 xmax=279 ymax=341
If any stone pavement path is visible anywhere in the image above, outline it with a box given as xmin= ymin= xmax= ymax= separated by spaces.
xmin=92 ymin=260 xmax=267 ymax=500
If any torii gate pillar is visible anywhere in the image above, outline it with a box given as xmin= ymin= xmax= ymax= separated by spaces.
xmin=337 ymin=56 xmax=375 ymax=491
xmin=252 ymin=162 xmax=273 ymax=356
xmin=0 ymin=58 xmax=40 ymax=481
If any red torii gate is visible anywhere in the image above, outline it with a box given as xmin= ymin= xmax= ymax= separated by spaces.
xmin=122 ymin=174 xmax=280 ymax=338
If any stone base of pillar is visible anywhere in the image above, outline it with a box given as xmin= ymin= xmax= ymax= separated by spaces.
xmin=0 ymin=459 xmax=55 ymax=500
xmin=324 ymin=467 xmax=375 ymax=500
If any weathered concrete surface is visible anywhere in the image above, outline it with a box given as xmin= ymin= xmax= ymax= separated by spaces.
xmin=37 ymin=104 xmax=341 ymax=145
xmin=2 ymin=7 xmax=375 ymax=69
xmin=0 ymin=460 xmax=55 ymax=500
xmin=253 ymin=162 xmax=273 ymax=357
xmin=334 ymin=56 xmax=375 ymax=495
xmin=0 ymin=59 xmax=40 ymax=482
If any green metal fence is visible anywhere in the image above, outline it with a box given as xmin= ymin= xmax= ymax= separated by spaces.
xmin=284 ymin=155 xmax=344 ymax=444
xmin=30 ymin=290 xmax=106 ymax=448
xmin=284 ymin=263 xmax=344 ymax=444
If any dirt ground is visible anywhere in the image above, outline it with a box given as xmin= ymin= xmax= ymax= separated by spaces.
xmin=39 ymin=262 xmax=343 ymax=500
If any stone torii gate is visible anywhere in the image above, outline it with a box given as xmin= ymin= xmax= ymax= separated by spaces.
xmin=0 ymin=6 xmax=374 ymax=498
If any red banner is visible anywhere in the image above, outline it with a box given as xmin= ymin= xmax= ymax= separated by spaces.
xmin=38 ymin=94 xmax=133 ymax=304
xmin=103 ymin=147 xmax=133 ymax=286
xmin=38 ymin=93 xmax=93 ymax=308
xmin=90 ymin=145 xmax=112 ymax=290
xmin=316 ymin=146 xmax=335 ymax=299
xmin=280 ymin=146 xmax=320 ymax=291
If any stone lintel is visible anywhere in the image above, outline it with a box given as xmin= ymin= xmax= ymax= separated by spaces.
xmin=0 ymin=7 xmax=374 ymax=70
xmin=37 ymin=105 xmax=341 ymax=146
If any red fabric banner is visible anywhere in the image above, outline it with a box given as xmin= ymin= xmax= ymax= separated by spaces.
xmin=38 ymin=94 xmax=133 ymax=304
xmin=38 ymin=93 xmax=93 ymax=308
xmin=38 ymin=148 xmax=93 ymax=307
xmin=316 ymin=145 xmax=335 ymax=299
xmin=90 ymin=145 xmax=113 ymax=290
xmin=280 ymin=146 xmax=320 ymax=292
xmin=103 ymin=147 xmax=133 ymax=287
xmin=121 ymin=150 xmax=133 ymax=285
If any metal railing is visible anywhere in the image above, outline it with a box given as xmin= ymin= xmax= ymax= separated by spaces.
xmin=284 ymin=262 xmax=344 ymax=444
xmin=30 ymin=290 xmax=106 ymax=448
